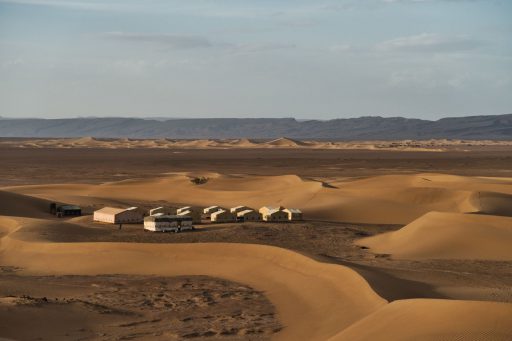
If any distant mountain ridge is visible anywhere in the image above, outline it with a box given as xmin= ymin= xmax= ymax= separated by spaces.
xmin=0 ymin=114 xmax=511 ymax=140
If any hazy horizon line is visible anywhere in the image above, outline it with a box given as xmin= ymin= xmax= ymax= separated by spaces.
xmin=1 ymin=113 xmax=511 ymax=121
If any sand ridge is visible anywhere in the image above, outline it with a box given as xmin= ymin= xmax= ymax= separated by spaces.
xmin=4 ymin=172 xmax=512 ymax=225
xmin=5 ymin=137 xmax=512 ymax=151
xmin=356 ymin=211 xmax=512 ymax=260
xmin=0 ymin=215 xmax=386 ymax=341
xmin=2 ymin=177 xmax=512 ymax=340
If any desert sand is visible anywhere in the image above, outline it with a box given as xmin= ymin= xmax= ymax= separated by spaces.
xmin=3 ymin=147 xmax=512 ymax=188
xmin=3 ymin=136 xmax=512 ymax=151
xmin=5 ymin=172 xmax=512 ymax=224
xmin=1 ymin=215 xmax=385 ymax=340
xmin=357 ymin=211 xmax=512 ymax=260
xmin=0 ymin=272 xmax=281 ymax=340
xmin=330 ymin=299 xmax=512 ymax=341
xmin=1 ymin=146 xmax=512 ymax=340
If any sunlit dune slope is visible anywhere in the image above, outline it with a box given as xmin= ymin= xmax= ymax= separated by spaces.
xmin=264 ymin=137 xmax=310 ymax=147
xmin=4 ymin=173 xmax=512 ymax=225
xmin=5 ymin=136 xmax=488 ymax=150
xmin=1 ymin=214 xmax=512 ymax=340
xmin=330 ymin=299 xmax=512 ymax=341
xmin=357 ymin=212 xmax=512 ymax=260
xmin=0 ymin=216 xmax=385 ymax=341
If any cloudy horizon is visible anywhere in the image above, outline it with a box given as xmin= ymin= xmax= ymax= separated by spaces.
xmin=1 ymin=0 xmax=511 ymax=120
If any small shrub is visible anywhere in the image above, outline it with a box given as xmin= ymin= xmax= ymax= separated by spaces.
xmin=191 ymin=176 xmax=209 ymax=185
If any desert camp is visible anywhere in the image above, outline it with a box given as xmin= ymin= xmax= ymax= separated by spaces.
xmin=1 ymin=1 xmax=512 ymax=340
xmin=89 ymin=203 xmax=304 ymax=232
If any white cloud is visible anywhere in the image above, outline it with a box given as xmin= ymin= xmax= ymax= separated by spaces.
xmin=329 ymin=44 xmax=352 ymax=52
xmin=101 ymin=32 xmax=213 ymax=49
xmin=0 ymin=0 xmax=127 ymax=11
xmin=100 ymin=32 xmax=297 ymax=55
xmin=1 ymin=58 xmax=24 ymax=69
xmin=381 ymin=0 xmax=426 ymax=3
xmin=388 ymin=69 xmax=469 ymax=88
xmin=376 ymin=33 xmax=482 ymax=52
xmin=231 ymin=42 xmax=296 ymax=54
xmin=381 ymin=0 xmax=487 ymax=4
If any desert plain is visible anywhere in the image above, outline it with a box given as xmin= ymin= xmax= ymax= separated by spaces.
xmin=1 ymin=138 xmax=512 ymax=341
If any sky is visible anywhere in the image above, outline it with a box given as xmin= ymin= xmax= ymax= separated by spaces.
xmin=0 ymin=0 xmax=511 ymax=120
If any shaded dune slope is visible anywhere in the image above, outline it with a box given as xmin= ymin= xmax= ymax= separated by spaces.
xmin=0 ymin=190 xmax=51 ymax=218
xmin=469 ymin=191 xmax=512 ymax=216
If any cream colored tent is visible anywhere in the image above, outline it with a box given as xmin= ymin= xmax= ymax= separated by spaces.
xmin=177 ymin=209 xmax=201 ymax=224
xmin=93 ymin=207 xmax=144 ymax=224
xmin=176 ymin=206 xmax=192 ymax=214
xmin=237 ymin=209 xmax=262 ymax=222
xmin=203 ymin=206 xmax=222 ymax=214
xmin=211 ymin=209 xmax=237 ymax=223
xmin=230 ymin=206 xmax=253 ymax=214
xmin=283 ymin=208 xmax=303 ymax=221
xmin=259 ymin=206 xmax=288 ymax=222
xmin=203 ymin=206 xmax=223 ymax=219
xmin=149 ymin=206 xmax=175 ymax=216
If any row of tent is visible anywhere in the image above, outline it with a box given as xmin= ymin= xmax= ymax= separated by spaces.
xmin=93 ymin=205 xmax=303 ymax=225
xmin=203 ymin=205 xmax=303 ymax=223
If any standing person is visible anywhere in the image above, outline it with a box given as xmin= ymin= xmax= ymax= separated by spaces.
xmin=119 ymin=223 xmax=122 ymax=230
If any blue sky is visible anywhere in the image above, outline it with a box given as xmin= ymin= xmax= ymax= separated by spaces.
xmin=0 ymin=0 xmax=511 ymax=120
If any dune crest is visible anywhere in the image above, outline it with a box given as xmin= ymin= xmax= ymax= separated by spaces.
xmin=227 ymin=138 xmax=258 ymax=147
xmin=71 ymin=136 xmax=98 ymax=144
xmin=4 ymin=173 xmax=512 ymax=225
xmin=357 ymin=211 xmax=512 ymax=260
xmin=9 ymin=137 xmax=511 ymax=151
xmin=264 ymin=137 xmax=308 ymax=147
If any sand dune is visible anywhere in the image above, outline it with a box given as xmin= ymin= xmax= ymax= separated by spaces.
xmin=1 ymin=212 xmax=512 ymax=339
xmin=2 ymin=171 xmax=512 ymax=339
xmin=470 ymin=191 xmax=512 ymax=216
xmin=0 ymin=190 xmax=52 ymax=219
xmin=357 ymin=212 xmax=512 ymax=260
xmin=5 ymin=137 xmax=512 ymax=151
xmin=70 ymin=136 xmax=101 ymax=145
xmin=5 ymin=172 xmax=512 ymax=225
xmin=226 ymin=138 xmax=259 ymax=147
xmin=264 ymin=137 xmax=309 ymax=147
xmin=330 ymin=299 xmax=512 ymax=341
xmin=0 ymin=216 xmax=385 ymax=341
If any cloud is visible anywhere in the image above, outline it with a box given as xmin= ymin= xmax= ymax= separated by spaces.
xmin=101 ymin=32 xmax=297 ymax=55
xmin=0 ymin=0 xmax=126 ymax=11
xmin=388 ymin=69 xmax=470 ymax=88
xmin=381 ymin=0 xmax=425 ymax=3
xmin=376 ymin=33 xmax=482 ymax=53
xmin=381 ymin=0 xmax=485 ymax=3
xmin=1 ymin=58 xmax=24 ymax=69
xmin=329 ymin=44 xmax=352 ymax=52
xmin=102 ymin=32 xmax=213 ymax=49
xmin=232 ymin=42 xmax=296 ymax=54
